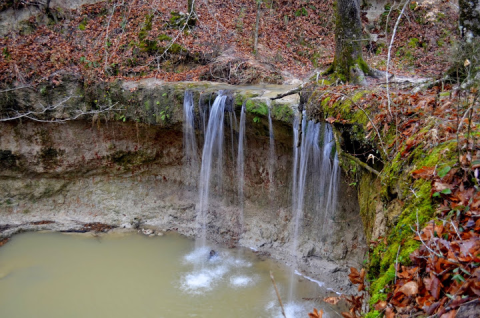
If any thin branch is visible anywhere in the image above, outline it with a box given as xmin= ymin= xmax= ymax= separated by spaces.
xmin=270 ymin=85 xmax=303 ymax=100
xmin=394 ymin=244 xmax=401 ymax=284
xmin=153 ymin=0 xmax=197 ymax=71
xmin=341 ymin=152 xmax=381 ymax=176
xmin=103 ymin=1 xmax=123 ymax=71
xmin=270 ymin=271 xmax=287 ymax=318
xmin=386 ymin=0 xmax=410 ymax=117
xmin=0 ymin=96 xmax=121 ymax=122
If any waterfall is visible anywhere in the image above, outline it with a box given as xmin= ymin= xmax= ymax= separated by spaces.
xmin=267 ymin=104 xmax=276 ymax=199
xmin=289 ymin=114 xmax=340 ymax=301
xmin=183 ymin=91 xmax=198 ymax=184
xmin=196 ymin=92 xmax=228 ymax=249
xmin=237 ymin=101 xmax=247 ymax=236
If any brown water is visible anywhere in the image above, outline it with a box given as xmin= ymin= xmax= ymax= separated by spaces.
xmin=0 ymin=232 xmax=339 ymax=318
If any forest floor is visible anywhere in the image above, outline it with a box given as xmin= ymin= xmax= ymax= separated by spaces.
xmin=0 ymin=0 xmax=460 ymax=86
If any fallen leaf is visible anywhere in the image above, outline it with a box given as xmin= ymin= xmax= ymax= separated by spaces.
xmin=308 ymin=308 xmax=324 ymax=318
xmin=324 ymin=296 xmax=341 ymax=305
xmin=385 ymin=307 xmax=395 ymax=318
xmin=374 ymin=300 xmax=387 ymax=311
xmin=412 ymin=166 xmax=435 ymax=179
xmin=398 ymin=281 xmax=419 ymax=296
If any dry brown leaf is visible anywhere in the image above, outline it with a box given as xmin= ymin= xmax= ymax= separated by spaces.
xmin=398 ymin=281 xmax=419 ymax=297
xmin=308 ymin=308 xmax=324 ymax=318
xmin=324 ymin=296 xmax=341 ymax=305
xmin=385 ymin=307 xmax=395 ymax=318
xmin=374 ymin=300 xmax=387 ymax=311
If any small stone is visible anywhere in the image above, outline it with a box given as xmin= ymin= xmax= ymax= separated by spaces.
xmin=142 ymin=229 xmax=153 ymax=235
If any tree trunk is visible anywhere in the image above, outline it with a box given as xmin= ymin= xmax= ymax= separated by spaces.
xmin=187 ymin=0 xmax=196 ymax=26
xmin=459 ymin=0 xmax=480 ymax=40
xmin=329 ymin=0 xmax=368 ymax=83
xmin=254 ymin=1 xmax=261 ymax=55
xmin=449 ymin=0 xmax=480 ymax=82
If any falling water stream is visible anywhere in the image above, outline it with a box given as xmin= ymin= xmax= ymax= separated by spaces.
xmin=183 ymin=90 xmax=199 ymax=184
xmin=237 ymin=101 xmax=247 ymax=236
xmin=267 ymin=104 xmax=276 ymax=200
xmin=196 ymin=92 xmax=228 ymax=249
xmin=289 ymin=113 xmax=340 ymax=302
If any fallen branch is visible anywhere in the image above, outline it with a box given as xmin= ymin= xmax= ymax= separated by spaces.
xmin=341 ymin=152 xmax=380 ymax=176
xmin=270 ymin=271 xmax=287 ymax=318
xmin=0 ymin=96 xmax=121 ymax=122
xmin=271 ymin=85 xmax=303 ymax=100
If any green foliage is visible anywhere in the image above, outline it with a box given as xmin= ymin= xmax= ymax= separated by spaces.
xmin=437 ymin=165 xmax=451 ymax=178
xmin=78 ymin=18 xmax=88 ymax=31
xmin=157 ymin=34 xmax=172 ymax=42
xmin=294 ymin=7 xmax=308 ymax=17
xmin=408 ymin=38 xmax=420 ymax=48
xmin=245 ymin=100 xmax=268 ymax=116
xmin=2 ymin=47 xmax=10 ymax=59
xmin=369 ymin=265 xmax=395 ymax=305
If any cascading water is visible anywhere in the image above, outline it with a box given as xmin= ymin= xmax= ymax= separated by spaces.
xmin=182 ymin=92 xmax=342 ymax=316
xmin=196 ymin=92 xmax=228 ymax=249
xmin=267 ymin=103 xmax=276 ymax=199
xmin=288 ymin=113 xmax=340 ymax=301
xmin=183 ymin=90 xmax=198 ymax=184
xmin=237 ymin=101 xmax=247 ymax=236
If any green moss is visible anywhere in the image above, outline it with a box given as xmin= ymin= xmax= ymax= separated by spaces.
xmin=356 ymin=56 xmax=370 ymax=74
xmin=78 ymin=18 xmax=87 ymax=31
xmin=110 ymin=150 xmax=156 ymax=168
xmin=271 ymin=103 xmax=294 ymax=122
xmin=358 ymin=172 xmax=380 ymax=240
xmin=39 ymin=147 xmax=64 ymax=169
xmin=408 ymin=38 xmax=420 ymax=48
xmin=370 ymin=264 xmax=395 ymax=305
xmin=157 ymin=34 xmax=172 ymax=42
xmin=413 ymin=140 xmax=457 ymax=167
xmin=245 ymin=100 xmax=268 ymax=116
xmin=169 ymin=43 xmax=186 ymax=54
xmin=365 ymin=310 xmax=381 ymax=318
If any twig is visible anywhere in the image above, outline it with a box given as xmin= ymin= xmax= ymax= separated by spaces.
xmin=341 ymin=152 xmax=380 ymax=176
xmin=0 ymin=96 xmax=120 ymax=122
xmin=153 ymin=0 xmax=197 ymax=70
xmin=270 ymin=271 xmax=287 ymax=318
xmin=103 ymin=1 xmax=123 ymax=71
xmin=410 ymin=209 xmax=443 ymax=258
xmin=386 ymin=0 xmax=410 ymax=117
xmin=271 ymin=85 xmax=303 ymax=100
xmin=394 ymin=244 xmax=401 ymax=284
